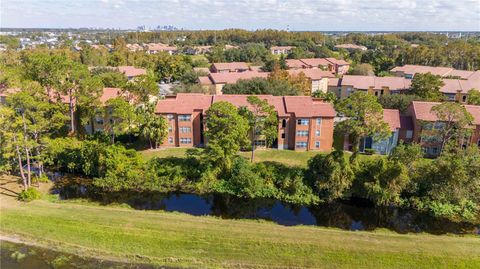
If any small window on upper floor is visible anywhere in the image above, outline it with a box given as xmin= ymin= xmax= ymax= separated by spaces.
xmin=462 ymin=95 xmax=467 ymax=103
xmin=297 ymin=119 xmax=309 ymax=125
xmin=316 ymin=118 xmax=322 ymax=125
xmin=282 ymin=119 xmax=287 ymax=128
xmin=167 ymin=114 xmax=174 ymax=120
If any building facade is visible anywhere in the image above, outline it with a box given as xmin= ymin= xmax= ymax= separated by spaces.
xmin=155 ymin=94 xmax=336 ymax=151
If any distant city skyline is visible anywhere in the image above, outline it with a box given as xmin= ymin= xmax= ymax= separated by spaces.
xmin=1 ymin=0 xmax=479 ymax=31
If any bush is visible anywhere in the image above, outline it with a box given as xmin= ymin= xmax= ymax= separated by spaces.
xmin=364 ymin=148 xmax=376 ymax=155
xmin=32 ymin=174 xmax=50 ymax=184
xmin=18 ymin=187 xmax=42 ymax=202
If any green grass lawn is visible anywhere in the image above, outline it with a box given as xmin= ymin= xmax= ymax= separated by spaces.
xmin=140 ymin=148 xmax=323 ymax=167
xmin=1 ymin=199 xmax=479 ymax=268
xmin=140 ymin=148 xmax=383 ymax=167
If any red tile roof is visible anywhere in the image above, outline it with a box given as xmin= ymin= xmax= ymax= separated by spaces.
xmin=209 ymin=71 xmax=268 ymax=84
xmin=145 ymin=43 xmax=177 ymax=52
xmin=391 ymin=65 xmax=453 ymax=77
xmin=383 ymin=109 xmax=401 ymax=131
xmin=341 ymin=75 xmax=411 ymax=91
xmin=211 ymin=62 xmax=249 ymax=72
xmin=328 ymin=78 xmax=340 ymax=87
xmin=325 ymin=58 xmax=349 ymax=66
xmin=99 ymin=88 xmax=123 ymax=105
xmin=198 ymin=76 xmax=213 ymax=85
xmin=287 ymin=69 xmax=335 ymax=80
xmin=117 ymin=66 xmax=147 ymax=77
xmin=411 ymin=101 xmax=480 ymax=125
xmin=283 ymin=96 xmax=336 ymax=118
xmin=155 ymin=94 xmax=335 ymax=118
xmin=286 ymin=59 xmax=307 ymax=69
xmin=299 ymin=58 xmax=331 ymax=68
xmin=270 ymin=46 xmax=295 ymax=50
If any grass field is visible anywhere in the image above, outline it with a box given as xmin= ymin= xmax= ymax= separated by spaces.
xmin=1 ymin=198 xmax=480 ymax=269
xmin=140 ymin=148 xmax=382 ymax=167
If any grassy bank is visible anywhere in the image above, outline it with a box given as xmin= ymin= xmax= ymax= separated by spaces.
xmin=1 ymin=198 xmax=479 ymax=268
xmin=141 ymin=148 xmax=327 ymax=167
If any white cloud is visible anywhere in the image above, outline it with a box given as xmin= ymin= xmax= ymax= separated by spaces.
xmin=1 ymin=0 xmax=479 ymax=31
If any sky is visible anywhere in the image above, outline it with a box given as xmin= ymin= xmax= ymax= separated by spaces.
xmin=1 ymin=0 xmax=479 ymax=31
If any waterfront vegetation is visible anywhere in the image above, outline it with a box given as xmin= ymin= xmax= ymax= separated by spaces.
xmin=1 ymin=196 xmax=480 ymax=269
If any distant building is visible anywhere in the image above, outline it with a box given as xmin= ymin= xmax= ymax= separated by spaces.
xmin=145 ymin=43 xmax=177 ymax=55
xmin=270 ymin=46 xmax=295 ymax=55
xmin=328 ymin=75 xmax=411 ymax=99
xmin=199 ymin=71 xmax=269 ymax=94
xmin=210 ymin=62 xmax=250 ymax=73
xmin=155 ymin=93 xmax=336 ymax=151
xmin=334 ymin=44 xmax=368 ymax=51
xmin=116 ymin=66 xmax=147 ymax=80
xmin=285 ymin=58 xmax=350 ymax=75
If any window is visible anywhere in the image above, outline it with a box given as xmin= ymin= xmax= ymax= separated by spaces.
xmin=296 ymin=142 xmax=307 ymax=148
xmin=178 ymin=115 xmax=191 ymax=121
xmin=168 ymin=137 xmax=173 ymax=144
xmin=462 ymin=95 xmax=467 ymax=103
xmin=95 ymin=117 xmax=104 ymax=125
xmin=315 ymin=130 xmax=321 ymax=137
xmin=406 ymin=130 xmax=413 ymax=139
xmin=380 ymin=89 xmax=384 ymax=95
xmin=477 ymin=139 xmax=480 ymax=147
xmin=296 ymin=130 xmax=309 ymax=137
xmin=374 ymin=91 xmax=378 ymax=97
xmin=281 ymin=119 xmax=287 ymax=128
xmin=180 ymin=138 xmax=192 ymax=144
xmin=179 ymin=127 xmax=191 ymax=133
xmin=434 ymin=122 xmax=445 ymax=130
xmin=168 ymin=126 xmax=173 ymax=132
xmin=281 ymin=133 xmax=285 ymax=139
xmin=297 ymin=119 xmax=309 ymax=125
xmin=167 ymin=114 xmax=174 ymax=120
xmin=315 ymin=141 xmax=320 ymax=148
xmin=316 ymin=118 xmax=322 ymax=125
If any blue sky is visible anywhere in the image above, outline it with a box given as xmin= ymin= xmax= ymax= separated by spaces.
xmin=1 ymin=0 xmax=479 ymax=31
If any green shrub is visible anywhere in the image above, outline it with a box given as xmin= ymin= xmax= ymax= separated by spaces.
xmin=32 ymin=174 xmax=49 ymax=184
xmin=364 ymin=148 xmax=376 ymax=155
xmin=18 ymin=187 xmax=42 ymax=202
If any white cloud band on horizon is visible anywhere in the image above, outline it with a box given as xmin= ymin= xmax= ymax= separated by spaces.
xmin=1 ymin=0 xmax=479 ymax=31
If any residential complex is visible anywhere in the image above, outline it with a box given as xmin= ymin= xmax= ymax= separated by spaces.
xmin=155 ymin=94 xmax=335 ymax=151
xmin=404 ymin=101 xmax=480 ymax=156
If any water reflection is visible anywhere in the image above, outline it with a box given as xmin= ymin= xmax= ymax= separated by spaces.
xmin=56 ymin=182 xmax=479 ymax=235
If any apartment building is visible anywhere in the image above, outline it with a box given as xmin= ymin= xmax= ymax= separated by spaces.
xmin=334 ymin=44 xmax=368 ymax=51
xmin=286 ymin=58 xmax=350 ymax=75
xmin=144 ymin=43 xmax=177 ymax=55
xmin=287 ymin=69 xmax=336 ymax=94
xmin=328 ymin=75 xmax=412 ymax=99
xmin=341 ymin=109 xmax=402 ymax=155
xmin=210 ymin=62 xmax=250 ymax=73
xmin=270 ymin=46 xmax=295 ymax=55
xmin=155 ymin=93 xmax=335 ymax=151
xmin=116 ymin=66 xmax=147 ymax=80
xmin=405 ymin=101 xmax=480 ymax=156
xmin=199 ymin=71 xmax=269 ymax=95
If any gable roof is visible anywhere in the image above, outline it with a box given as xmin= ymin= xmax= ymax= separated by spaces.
xmin=299 ymin=58 xmax=331 ymax=68
xmin=287 ymin=69 xmax=335 ymax=80
xmin=383 ymin=109 xmax=401 ymax=131
xmin=341 ymin=75 xmax=411 ymax=90
xmin=283 ymin=96 xmax=336 ymax=118
xmin=117 ymin=66 xmax=147 ymax=77
xmin=286 ymin=59 xmax=307 ymax=69
xmin=155 ymin=94 xmax=335 ymax=118
xmin=145 ymin=43 xmax=177 ymax=51
xmin=211 ymin=62 xmax=249 ymax=71
xmin=209 ymin=71 xmax=268 ymax=84
xmin=411 ymin=101 xmax=480 ymax=125
xmin=325 ymin=58 xmax=349 ymax=66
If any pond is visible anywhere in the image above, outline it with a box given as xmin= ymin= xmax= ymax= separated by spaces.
xmin=0 ymin=240 xmax=165 ymax=269
xmin=58 ymin=183 xmax=480 ymax=235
